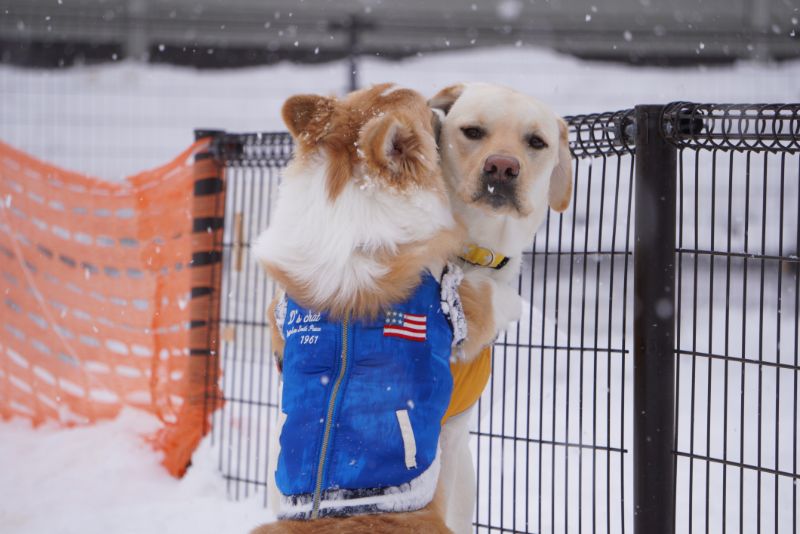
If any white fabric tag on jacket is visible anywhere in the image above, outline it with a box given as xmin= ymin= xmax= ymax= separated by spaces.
xmin=395 ymin=409 xmax=417 ymax=469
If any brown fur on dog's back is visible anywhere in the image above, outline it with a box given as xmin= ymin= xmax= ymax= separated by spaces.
xmin=250 ymin=507 xmax=452 ymax=534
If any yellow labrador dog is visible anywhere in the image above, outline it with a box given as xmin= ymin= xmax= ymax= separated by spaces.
xmin=430 ymin=82 xmax=573 ymax=534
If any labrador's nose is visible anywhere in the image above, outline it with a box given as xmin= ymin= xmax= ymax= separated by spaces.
xmin=483 ymin=155 xmax=520 ymax=180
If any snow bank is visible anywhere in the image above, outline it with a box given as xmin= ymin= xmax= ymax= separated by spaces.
xmin=1 ymin=45 xmax=797 ymax=179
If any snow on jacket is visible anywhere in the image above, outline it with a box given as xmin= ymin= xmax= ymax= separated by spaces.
xmin=274 ymin=267 xmax=466 ymax=520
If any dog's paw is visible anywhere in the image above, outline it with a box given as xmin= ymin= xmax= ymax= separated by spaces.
xmin=491 ymin=283 xmax=523 ymax=331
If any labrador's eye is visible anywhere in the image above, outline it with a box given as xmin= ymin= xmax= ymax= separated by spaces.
xmin=461 ymin=126 xmax=486 ymax=140
xmin=527 ymin=135 xmax=548 ymax=150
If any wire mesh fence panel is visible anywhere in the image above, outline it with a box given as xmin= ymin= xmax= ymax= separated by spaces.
xmin=210 ymin=133 xmax=292 ymax=501
xmin=472 ymin=111 xmax=636 ymax=533
xmin=204 ymin=103 xmax=800 ymax=534
xmin=667 ymin=104 xmax=800 ymax=534
xmin=206 ymin=116 xmax=638 ymax=532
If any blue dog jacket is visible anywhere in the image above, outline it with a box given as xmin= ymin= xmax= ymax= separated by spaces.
xmin=275 ymin=270 xmax=463 ymax=519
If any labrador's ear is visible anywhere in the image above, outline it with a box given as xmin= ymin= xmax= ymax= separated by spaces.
xmin=548 ymin=118 xmax=573 ymax=212
xmin=428 ymin=84 xmax=465 ymax=116
xmin=431 ymin=108 xmax=445 ymax=145
xmin=281 ymin=94 xmax=335 ymax=141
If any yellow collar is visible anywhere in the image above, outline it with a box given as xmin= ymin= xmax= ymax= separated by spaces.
xmin=459 ymin=244 xmax=510 ymax=270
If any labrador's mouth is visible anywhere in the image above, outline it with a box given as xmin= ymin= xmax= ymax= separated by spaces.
xmin=471 ymin=175 xmax=523 ymax=213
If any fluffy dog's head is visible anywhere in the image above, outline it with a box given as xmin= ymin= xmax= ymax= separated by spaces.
xmin=430 ymin=83 xmax=572 ymax=220
xmin=254 ymin=84 xmax=460 ymax=319
xmin=283 ymin=83 xmax=444 ymax=199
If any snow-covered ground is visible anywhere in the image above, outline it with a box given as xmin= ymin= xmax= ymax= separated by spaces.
xmin=1 ymin=45 xmax=799 ymax=534
xmin=0 ymin=409 xmax=272 ymax=534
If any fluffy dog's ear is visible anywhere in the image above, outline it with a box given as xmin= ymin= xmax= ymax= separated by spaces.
xmin=428 ymin=84 xmax=465 ymax=116
xmin=548 ymin=118 xmax=573 ymax=212
xmin=360 ymin=114 xmax=434 ymax=183
xmin=281 ymin=94 xmax=335 ymax=141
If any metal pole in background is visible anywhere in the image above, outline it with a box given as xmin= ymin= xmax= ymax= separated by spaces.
xmin=125 ymin=0 xmax=149 ymax=61
xmin=347 ymin=15 xmax=360 ymax=92
xmin=633 ymin=105 xmax=677 ymax=534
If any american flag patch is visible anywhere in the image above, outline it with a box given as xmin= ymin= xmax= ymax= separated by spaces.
xmin=383 ymin=311 xmax=427 ymax=341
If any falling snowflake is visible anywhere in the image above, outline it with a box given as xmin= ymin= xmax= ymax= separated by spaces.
xmin=496 ymin=0 xmax=522 ymax=20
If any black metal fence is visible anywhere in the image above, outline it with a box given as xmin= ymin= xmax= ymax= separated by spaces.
xmin=200 ymin=102 xmax=800 ymax=533
xmin=665 ymin=104 xmax=800 ymax=534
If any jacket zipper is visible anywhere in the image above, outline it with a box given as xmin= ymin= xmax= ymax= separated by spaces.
xmin=310 ymin=311 xmax=350 ymax=519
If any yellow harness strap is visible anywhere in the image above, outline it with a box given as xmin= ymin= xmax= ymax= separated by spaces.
xmin=443 ymin=346 xmax=492 ymax=423
xmin=459 ymin=244 xmax=510 ymax=270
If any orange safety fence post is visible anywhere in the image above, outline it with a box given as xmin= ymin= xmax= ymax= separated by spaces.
xmin=0 ymin=135 xmax=224 ymax=477
xmin=150 ymin=131 xmax=227 ymax=476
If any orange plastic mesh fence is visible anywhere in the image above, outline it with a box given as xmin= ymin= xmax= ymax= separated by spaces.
xmin=0 ymin=138 xmax=225 ymax=477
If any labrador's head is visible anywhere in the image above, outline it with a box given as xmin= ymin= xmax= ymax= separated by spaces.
xmin=430 ymin=83 xmax=572 ymax=219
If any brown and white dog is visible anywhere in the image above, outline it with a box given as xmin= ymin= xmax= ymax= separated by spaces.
xmin=250 ymin=84 xmax=497 ymax=534
xmin=430 ymin=83 xmax=573 ymax=534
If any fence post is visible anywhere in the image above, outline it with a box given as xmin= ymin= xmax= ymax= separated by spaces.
xmin=191 ymin=129 xmax=227 ymax=437
xmin=151 ymin=130 xmax=227 ymax=478
xmin=633 ymin=105 xmax=677 ymax=534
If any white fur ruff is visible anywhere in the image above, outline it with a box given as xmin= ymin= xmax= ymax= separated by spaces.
xmin=252 ymin=157 xmax=454 ymax=310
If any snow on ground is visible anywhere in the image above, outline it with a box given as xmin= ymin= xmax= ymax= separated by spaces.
xmin=0 ymin=408 xmax=273 ymax=534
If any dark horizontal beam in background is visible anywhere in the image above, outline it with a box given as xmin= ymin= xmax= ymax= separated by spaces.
xmin=0 ymin=38 xmax=125 ymax=68
xmin=0 ymin=38 xmax=424 ymax=69
xmin=0 ymin=0 xmax=798 ymax=69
